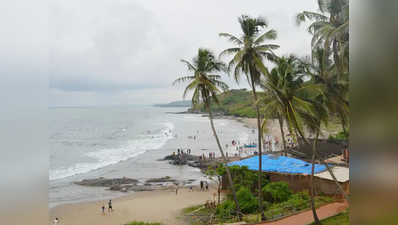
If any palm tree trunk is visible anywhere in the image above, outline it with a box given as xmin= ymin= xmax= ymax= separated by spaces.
xmin=251 ymin=81 xmax=266 ymax=221
xmin=338 ymin=110 xmax=348 ymax=140
xmin=277 ymin=113 xmax=287 ymax=156
xmin=311 ymin=131 xmax=322 ymax=225
xmin=205 ymin=103 xmax=241 ymax=219
xmin=333 ymin=39 xmax=343 ymax=78
xmin=296 ymin=129 xmax=349 ymax=203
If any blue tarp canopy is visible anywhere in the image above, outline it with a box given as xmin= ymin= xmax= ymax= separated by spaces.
xmin=229 ymin=155 xmax=327 ymax=174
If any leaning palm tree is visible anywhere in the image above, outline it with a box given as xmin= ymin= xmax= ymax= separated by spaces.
xmin=173 ymin=48 xmax=241 ymax=217
xmin=254 ymin=54 xmax=349 ymax=203
xmin=219 ymin=15 xmax=279 ymax=220
xmin=303 ymin=47 xmax=349 ymax=135
xmin=295 ymin=0 xmax=349 ymax=77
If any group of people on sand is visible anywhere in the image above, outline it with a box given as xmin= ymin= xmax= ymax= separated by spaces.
xmin=53 ymin=199 xmax=114 ymax=223
xmin=200 ymin=180 xmax=209 ymax=191
xmin=101 ymin=199 xmax=113 ymax=216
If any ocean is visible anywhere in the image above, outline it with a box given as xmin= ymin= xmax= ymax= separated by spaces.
xmin=49 ymin=106 xmax=259 ymax=208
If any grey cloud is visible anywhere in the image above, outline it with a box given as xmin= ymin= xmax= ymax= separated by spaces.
xmin=50 ymin=0 xmax=318 ymax=107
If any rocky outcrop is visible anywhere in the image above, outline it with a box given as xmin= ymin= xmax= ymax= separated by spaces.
xmin=163 ymin=154 xmax=199 ymax=166
xmin=145 ymin=176 xmax=176 ymax=183
xmin=74 ymin=177 xmax=139 ymax=187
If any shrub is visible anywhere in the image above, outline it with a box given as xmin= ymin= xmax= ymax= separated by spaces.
xmin=262 ymin=182 xmax=293 ymax=203
xmin=215 ymin=200 xmax=236 ymax=218
xmin=236 ymin=187 xmax=259 ymax=214
xmin=328 ymin=130 xmax=349 ymax=140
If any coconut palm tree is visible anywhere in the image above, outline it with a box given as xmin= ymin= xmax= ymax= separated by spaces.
xmin=295 ymin=0 xmax=349 ymax=77
xmin=173 ymin=48 xmax=241 ymax=217
xmin=254 ymin=53 xmax=349 ymax=203
xmin=219 ymin=15 xmax=279 ymax=220
xmin=303 ymin=47 xmax=349 ymax=135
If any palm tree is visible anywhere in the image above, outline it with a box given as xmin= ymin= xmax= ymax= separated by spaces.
xmin=258 ymin=56 xmax=303 ymax=157
xmin=303 ymin=47 xmax=349 ymax=135
xmin=219 ymin=15 xmax=279 ymax=220
xmin=254 ymin=53 xmax=349 ymax=203
xmin=295 ymin=0 xmax=349 ymax=77
xmin=173 ymin=48 xmax=241 ymax=218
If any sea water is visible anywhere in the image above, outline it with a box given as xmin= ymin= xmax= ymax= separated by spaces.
xmin=49 ymin=106 xmax=258 ymax=207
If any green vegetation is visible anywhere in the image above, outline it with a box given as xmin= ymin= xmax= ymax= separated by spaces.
xmin=217 ymin=164 xmax=269 ymax=193
xmin=190 ymin=89 xmax=261 ymax=118
xmin=181 ymin=204 xmax=204 ymax=214
xmin=262 ymin=182 xmax=293 ymax=204
xmin=309 ymin=210 xmax=349 ymax=225
xmin=328 ymin=130 xmax=349 ymax=140
xmin=125 ymin=222 xmax=165 ymax=225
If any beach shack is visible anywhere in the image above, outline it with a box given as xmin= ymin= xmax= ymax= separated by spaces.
xmin=225 ymin=155 xmax=349 ymax=196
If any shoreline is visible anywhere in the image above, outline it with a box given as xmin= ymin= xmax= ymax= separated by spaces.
xmin=48 ymin=113 xmax=277 ymax=225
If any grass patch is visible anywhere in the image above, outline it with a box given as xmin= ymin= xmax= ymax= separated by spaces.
xmin=125 ymin=222 xmax=166 ymax=225
xmin=181 ymin=205 xmax=204 ymax=215
xmin=309 ymin=211 xmax=349 ymax=225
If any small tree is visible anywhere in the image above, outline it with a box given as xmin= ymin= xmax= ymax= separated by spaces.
xmin=206 ymin=166 xmax=224 ymax=205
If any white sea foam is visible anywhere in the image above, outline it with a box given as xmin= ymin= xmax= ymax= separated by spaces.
xmin=49 ymin=121 xmax=174 ymax=181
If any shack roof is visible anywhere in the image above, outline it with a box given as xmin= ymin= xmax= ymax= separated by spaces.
xmin=314 ymin=166 xmax=349 ymax=182
xmin=229 ymin=155 xmax=327 ymax=175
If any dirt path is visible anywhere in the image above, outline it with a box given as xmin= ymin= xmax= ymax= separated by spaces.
xmin=253 ymin=201 xmax=349 ymax=225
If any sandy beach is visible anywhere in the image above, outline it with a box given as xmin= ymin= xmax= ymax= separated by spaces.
xmin=49 ymin=187 xmax=220 ymax=225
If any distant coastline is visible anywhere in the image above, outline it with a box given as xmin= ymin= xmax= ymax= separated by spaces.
xmin=153 ymin=100 xmax=193 ymax=107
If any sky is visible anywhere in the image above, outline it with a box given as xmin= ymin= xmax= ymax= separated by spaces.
xmin=50 ymin=0 xmax=319 ymax=107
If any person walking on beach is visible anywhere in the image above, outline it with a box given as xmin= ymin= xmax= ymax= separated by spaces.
xmin=205 ymin=182 xmax=209 ymax=191
xmin=200 ymin=180 xmax=204 ymax=190
xmin=226 ymin=152 xmax=228 ymax=157
xmin=102 ymin=204 xmax=106 ymax=216
xmin=213 ymin=152 xmax=215 ymax=158
xmin=53 ymin=218 xmax=59 ymax=225
xmin=108 ymin=199 xmax=113 ymax=212
xmin=189 ymin=185 xmax=193 ymax=192
xmin=175 ymin=183 xmax=179 ymax=195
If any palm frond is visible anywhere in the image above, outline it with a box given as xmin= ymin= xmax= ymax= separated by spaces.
xmin=254 ymin=29 xmax=277 ymax=45
xmin=219 ymin=33 xmax=243 ymax=45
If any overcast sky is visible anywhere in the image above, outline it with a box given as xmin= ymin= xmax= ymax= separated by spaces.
xmin=50 ymin=0 xmax=318 ymax=107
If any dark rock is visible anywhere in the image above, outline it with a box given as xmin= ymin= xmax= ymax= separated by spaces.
xmin=75 ymin=177 xmax=139 ymax=187
xmin=146 ymin=176 xmax=176 ymax=183
xmin=163 ymin=154 xmax=200 ymax=166
xmin=144 ymin=183 xmax=152 ymax=186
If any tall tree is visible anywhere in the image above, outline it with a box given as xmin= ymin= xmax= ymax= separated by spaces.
xmin=303 ymin=47 xmax=349 ymax=135
xmin=295 ymin=0 xmax=349 ymax=77
xmin=219 ymin=15 xmax=279 ymax=221
xmin=173 ymin=48 xmax=241 ymax=218
xmin=254 ymin=54 xmax=349 ymax=203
